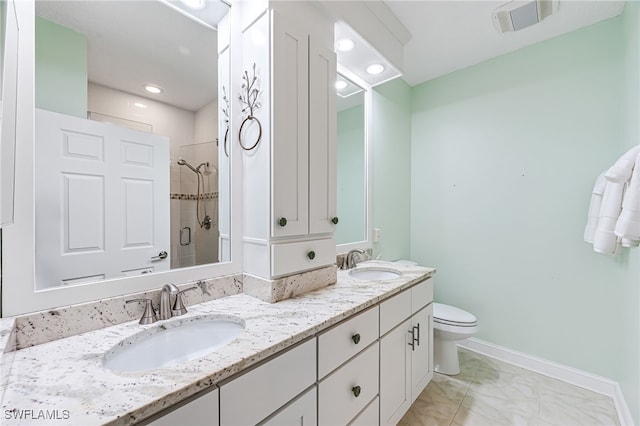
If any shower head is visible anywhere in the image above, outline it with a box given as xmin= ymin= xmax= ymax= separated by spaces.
xmin=177 ymin=158 xmax=199 ymax=174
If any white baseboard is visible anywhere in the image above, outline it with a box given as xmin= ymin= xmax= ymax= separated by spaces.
xmin=458 ymin=337 xmax=634 ymax=426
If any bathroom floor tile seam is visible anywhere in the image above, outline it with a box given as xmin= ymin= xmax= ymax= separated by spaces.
xmin=398 ymin=348 xmax=621 ymax=426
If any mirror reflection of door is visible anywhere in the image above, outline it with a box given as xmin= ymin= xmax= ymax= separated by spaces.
xmin=33 ymin=0 xmax=229 ymax=289
xmin=336 ymin=74 xmax=366 ymax=246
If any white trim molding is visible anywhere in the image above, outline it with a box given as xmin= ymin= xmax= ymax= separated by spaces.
xmin=458 ymin=337 xmax=634 ymax=426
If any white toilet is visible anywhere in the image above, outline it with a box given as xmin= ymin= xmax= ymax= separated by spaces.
xmin=433 ymin=303 xmax=478 ymax=375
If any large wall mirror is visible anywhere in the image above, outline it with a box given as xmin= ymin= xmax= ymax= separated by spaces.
xmin=0 ymin=0 xmax=19 ymax=227
xmin=335 ymin=70 xmax=370 ymax=251
xmin=1 ymin=0 xmax=234 ymax=316
xmin=33 ymin=0 xmax=230 ymax=290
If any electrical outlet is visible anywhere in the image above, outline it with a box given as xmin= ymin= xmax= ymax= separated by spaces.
xmin=373 ymin=228 xmax=381 ymax=243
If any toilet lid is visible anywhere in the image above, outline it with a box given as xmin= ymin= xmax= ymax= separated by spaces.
xmin=434 ymin=303 xmax=477 ymax=326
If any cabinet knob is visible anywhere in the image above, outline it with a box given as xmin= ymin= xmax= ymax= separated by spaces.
xmin=278 ymin=217 xmax=287 ymax=227
xmin=352 ymin=385 xmax=361 ymax=398
xmin=331 ymin=217 xmax=339 ymax=225
xmin=307 ymin=251 xmax=316 ymax=260
xmin=352 ymin=333 xmax=361 ymax=344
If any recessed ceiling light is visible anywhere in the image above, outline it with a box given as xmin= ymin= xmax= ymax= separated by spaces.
xmin=366 ymin=64 xmax=385 ymax=75
xmin=335 ymin=80 xmax=348 ymax=90
xmin=179 ymin=0 xmax=205 ymax=10
xmin=336 ymin=38 xmax=355 ymax=52
xmin=143 ymin=84 xmax=163 ymax=94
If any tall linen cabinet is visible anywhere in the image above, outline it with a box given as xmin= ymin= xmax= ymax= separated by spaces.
xmin=239 ymin=2 xmax=337 ymax=279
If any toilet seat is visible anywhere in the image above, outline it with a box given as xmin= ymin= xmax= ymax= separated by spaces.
xmin=434 ymin=303 xmax=477 ymax=327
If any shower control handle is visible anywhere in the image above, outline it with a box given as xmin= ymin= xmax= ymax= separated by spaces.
xmin=151 ymin=251 xmax=168 ymax=261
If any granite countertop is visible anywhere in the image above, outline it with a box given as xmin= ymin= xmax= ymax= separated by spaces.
xmin=0 ymin=261 xmax=435 ymax=426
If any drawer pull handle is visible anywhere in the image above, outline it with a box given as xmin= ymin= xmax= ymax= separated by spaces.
xmin=331 ymin=216 xmax=339 ymax=224
xmin=279 ymin=217 xmax=287 ymax=227
xmin=408 ymin=329 xmax=415 ymax=351
xmin=352 ymin=385 xmax=361 ymax=398
xmin=413 ymin=323 xmax=420 ymax=346
xmin=352 ymin=333 xmax=361 ymax=344
xmin=307 ymin=251 xmax=316 ymax=260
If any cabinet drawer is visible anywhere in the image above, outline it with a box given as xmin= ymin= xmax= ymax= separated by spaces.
xmin=271 ymin=238 xmax=335 ymax=277
xmin=220 ymin=339 xmax=316 ymax=426
xmin=318 ymin=307 xmax=379 ymax=378
xmin=411 ymin=278 xmax=434 ymax=315
xmin=379 ymin=288 xmax=411 ymax=336
xmin=318 ymin=342 xmax=379 ymax=426
xmin=349 ymin=396 xmax=379 ymax=426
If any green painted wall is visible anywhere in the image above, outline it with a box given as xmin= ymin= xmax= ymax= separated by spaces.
xmin=35 ymin=17 xmax=87 ymax=118
xmin=619 ymin=1 xmax=640 ymax=422
xmin=371 ymin=78 xmax=412 ymax=260
xmin=336 ymin=103 xmax=366 ymax=245
xmin=408 ymin=11 xmax=638 ymax=421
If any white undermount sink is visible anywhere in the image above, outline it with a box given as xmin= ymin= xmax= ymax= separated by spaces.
xmin=103 ymin=315 xmax=245 ymax=372
xmin=349 ymin=267 xmax=402 ymax=281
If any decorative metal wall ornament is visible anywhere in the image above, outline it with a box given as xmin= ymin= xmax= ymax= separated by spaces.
xmin=238 ymin=63 xmax=262 ymax=151
xmin=221 ymin=86 xmax=230 ymax=157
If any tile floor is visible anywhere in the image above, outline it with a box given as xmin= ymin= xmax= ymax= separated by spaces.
xmin=399 ymin=348 xmax=621 ymax=426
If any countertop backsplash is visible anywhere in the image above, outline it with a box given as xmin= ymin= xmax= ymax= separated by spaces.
xmin=13 ymin=274 xmax=243 ymax=350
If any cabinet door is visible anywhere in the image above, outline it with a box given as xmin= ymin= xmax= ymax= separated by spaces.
xmin=261 ymin=386 xmax=317 ymax=426
xmin=379 ymin=318 xmax=411 ymax=426
xmin=148 ymin=388 xmax=218 ymax=426
xmin=271 ymin=10 xmax=309 ymax=238
xmin=220 ymin=339 xmax=316 ymax=425
xmin=410 ymin=304 xmax=433 ymax=403
xmin=308 ymin=38 xmax=337 ymax=235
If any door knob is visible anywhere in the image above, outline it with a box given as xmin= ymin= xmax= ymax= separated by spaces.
xmin=151 ymin=251 xmax=168 ymax=260
xmin=279 ymin=217 xmax=287 ymax=227
xmin=331 ymin=217 xmax=339 ymax=224
xmin=307 ymin=251 xmax=316 ymax=260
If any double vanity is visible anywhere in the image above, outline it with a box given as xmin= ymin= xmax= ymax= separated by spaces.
xmin=0 ymin=262 xmax=435 ymax=425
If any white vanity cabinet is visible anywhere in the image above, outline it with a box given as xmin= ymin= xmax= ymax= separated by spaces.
xmin=379 ymin=279 xmax=434 ymax=426
xmin=241 ymin=2 xmax=337 ymax=280
xmin=219 ymin=338 xmax=316 ymax=425
xmin=146 ymin=278 xmax=434 ymax=426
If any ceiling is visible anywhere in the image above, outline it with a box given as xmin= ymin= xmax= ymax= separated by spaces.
xmin=35 ymin=1 xmax=626 ymax=110
xmin=37 ymin=1 xmax=227 ymax=112
xmin=385 ymin=0 xmax=627 ymax=87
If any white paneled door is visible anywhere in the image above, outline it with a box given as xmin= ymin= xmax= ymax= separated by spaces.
xmin=35 ymin=109 xmax=170 ymax=288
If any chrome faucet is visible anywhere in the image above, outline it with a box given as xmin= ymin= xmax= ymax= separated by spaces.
xmin=343 ymin=249 xmax=366 ymax=270
xmin=159 ymin=283 xmax=197 ymax=320
xmin=159 ymin=283 xmax=179 ymax=320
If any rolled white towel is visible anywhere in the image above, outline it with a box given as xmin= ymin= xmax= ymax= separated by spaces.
xmin=605 ymin=145 xmax=640 ymax=183
xmin=584 ymin=173 xmax=607 ymax=243
xmin=614 ymin=150 xmax=640 ymax=243
xmin=593 ymin=180 xmax=625 ymax=254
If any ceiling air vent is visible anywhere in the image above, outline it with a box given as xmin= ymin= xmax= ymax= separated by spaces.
xmin=492 ymin=0 xmax=559 ymax=33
